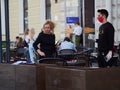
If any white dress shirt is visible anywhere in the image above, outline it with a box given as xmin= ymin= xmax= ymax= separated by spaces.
xmin=73 ymin=26 xmax=82 ymax=36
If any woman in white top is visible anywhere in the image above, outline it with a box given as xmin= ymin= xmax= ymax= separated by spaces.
xmin=26 ymin=28 xmax=36 ymax=63
xmin=23 ymin=29 xmax=30 ymax=62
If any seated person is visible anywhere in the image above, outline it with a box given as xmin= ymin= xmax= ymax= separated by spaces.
xmin=58 ymin=37 xmax=77 ymax=52
xmin=16 ymin=37 xmax=24 ymax=48
xmin=15 ymin=36 xmax=20 ymax=47
xmin=16 ymin=37 xmax=26 ymax=59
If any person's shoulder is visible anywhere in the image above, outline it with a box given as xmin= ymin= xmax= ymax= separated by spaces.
xmin=61 ymin=41 xmax=66 ymax=44
xmin=106 ymin=22 xmax=114 ymax=28
xmin=50 ymin=33 xmax=55 ymax=37
xmin=76 ymin=25 xmax=82 ymax=29
xmin=25 ymin=35 xmax=29 ymax=39
xmin=106 ymin=22 xmax=113 ymax=26
xmin=78 ymin=25 xmax=82 ymax=29
xmin=69 ymin=41 xmax=74 ymax=45
xmin=38 ymin=31 xmax=44 ymax=36
xmin=25 ymin=35 xmax=30 ymax=40
xmin=40 ymin=31 xmax=44 ymax=34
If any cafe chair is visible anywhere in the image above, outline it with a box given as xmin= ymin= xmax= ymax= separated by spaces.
xmin=58 ymin=49 xmax=91 ymax=66
xmin=39 ymin=58 xmax=63 ymax=64
xmin=15 ymin=47 xmax=27 ymax=61
xmin=58 ymin=49 xmax=76 ymax=60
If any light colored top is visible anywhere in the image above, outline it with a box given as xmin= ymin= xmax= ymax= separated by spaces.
xmin=59 ymin=41 xmax=77 ymax=52
xmin=73 ymin=26 xmax=82 ymax=36
xmin=25 ymin=35 xmax=37 ymax=47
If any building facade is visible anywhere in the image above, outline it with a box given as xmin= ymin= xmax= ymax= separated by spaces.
xmin=0 ymin=0 xmax=98 ymax=48
xmin=1 ymin=0 xmax=85 ymax=42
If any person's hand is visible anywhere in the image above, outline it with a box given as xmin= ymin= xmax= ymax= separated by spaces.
xmin=39 ymin=51 xmax=45 ymax=56
xmin=37 ymin=49 xmax=45 ymax=56
xmin=88 ymin=34 xmax=95 ymax=41
xmin=56 ymin=45 xmax=60 ymax=49
xmin=105 ymin=51 xmax=112 ymax=62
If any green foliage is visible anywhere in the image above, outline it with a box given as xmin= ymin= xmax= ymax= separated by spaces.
xmin=2 ymin=41 xmax=6 ymax=48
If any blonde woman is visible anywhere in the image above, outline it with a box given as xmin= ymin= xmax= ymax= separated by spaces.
xmin=26 ymin=28 xmax=36 ymax=63
xmin=33 ymin=21 xmax=56 ymax=59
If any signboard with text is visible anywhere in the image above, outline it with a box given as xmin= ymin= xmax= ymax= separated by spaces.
xmin=66 ymin=17 xmax=79 ymax=24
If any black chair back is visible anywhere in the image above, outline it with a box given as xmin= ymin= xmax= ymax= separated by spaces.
xmin=58 ymin=49 xmax=76 ymax=60
xmin=39 ymin=58 xmax=63 ymax=64
xmin=58 ymin=49 xmax=76 ymax=55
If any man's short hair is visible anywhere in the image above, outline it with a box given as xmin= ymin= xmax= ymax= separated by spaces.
xmin=64 ymin=37 xmax=71 ymax=42
xmin=16 ymin=36 xmax=19 ymax=39
xmin=74 ymin=21 xmax=80 ymax=25
xmin=97 ymin=9 xmax=109 ymax=18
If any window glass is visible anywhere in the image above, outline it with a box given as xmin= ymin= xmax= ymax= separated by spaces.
xmin=46 ymin=0 xmax=51 ymax=19
xmin=24 ymin=0 xmax=28 ymax=30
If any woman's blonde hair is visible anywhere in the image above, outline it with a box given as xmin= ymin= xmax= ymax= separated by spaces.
xmin=29 ymin=28 xmax=35 ymax=40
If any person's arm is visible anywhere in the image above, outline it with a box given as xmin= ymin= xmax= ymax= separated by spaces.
xmin=33 ymin=34 xmax=40 ymax=51
xmin=33 ymin=33 xmax=46 ymax=56
xmin=107 ymin=25 xmax=114 ymax=51
xmin=105 ymin=24 xmax=115 ymax=62
xmin=37 ymin=49 xmax=45 ymax=56
xmin=95 ymin=39 xmax=99 ymax=43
